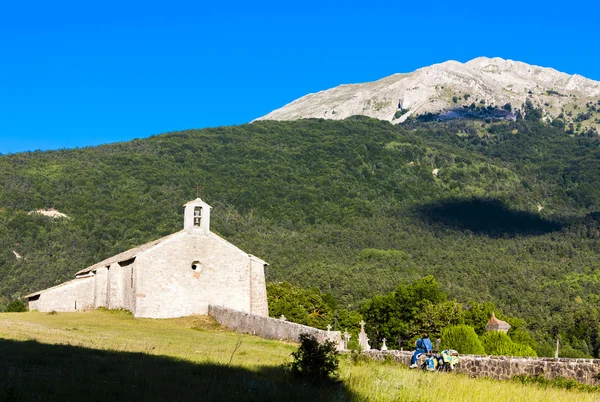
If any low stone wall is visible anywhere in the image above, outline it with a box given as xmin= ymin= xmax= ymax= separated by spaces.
xmin=208 ymin=304 xmax=341 ymax=347
xmin=365 ymin=350 xmax=600 ymax=385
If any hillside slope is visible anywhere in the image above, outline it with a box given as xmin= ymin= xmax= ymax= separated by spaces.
xmin=3 ymin=117 xmax=600 ymax=356
xmin=258 ymin=57 xmax=600 ymax=133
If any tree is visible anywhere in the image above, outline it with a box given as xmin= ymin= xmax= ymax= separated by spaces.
xmin=440 ymin=325 xmax=484 ymax=354
xmin=4 ymin=299 xmax=26 ymax=312
xmin=481 ymin=331 xmax=537 ymax=357
xmin=361 ymin=276 xmax=449 ymax=348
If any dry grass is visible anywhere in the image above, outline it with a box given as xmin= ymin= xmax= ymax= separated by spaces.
xmin=1 ymin=310 xmax=598 ymax=401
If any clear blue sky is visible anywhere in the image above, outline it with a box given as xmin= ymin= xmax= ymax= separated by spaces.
xmin=1 ymin=0 xmax=598 ymax=154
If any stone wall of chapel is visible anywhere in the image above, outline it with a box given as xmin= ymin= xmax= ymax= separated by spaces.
xmin=93 ymin=267 xmax=108 ymax=308
xmin=107 ymin=262 xmax=125 ymax=309
xmin=134 ymin=233 xmax=260 ymax=318
xmin=35 ymin=277 xmax=95 ymax=312
xmin=250 ymin=258 xmax=268 ymax=316
xmin=121 ymin=264 xmax=135 ymax=312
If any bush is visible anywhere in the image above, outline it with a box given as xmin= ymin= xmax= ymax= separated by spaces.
xmin=440 ymin=325 xmax=484 ymax=354
xmin=394 ymin=109 xmax=409 ymax=119
xmin=290 ymin=333 xmax=339 ymax=382
xmin=481 ymin=331 xmax=537 ymax=357
xmin=4 ymin=299 xmax=26 ymax=312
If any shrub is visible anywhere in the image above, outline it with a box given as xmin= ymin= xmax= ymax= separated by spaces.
xmin=394 ymin=109 xmax=409 ymax=119
xmin=481 ymin=331 xmax=537 ymax=357
xmin=440 ymin=325 xmax=484 ymax=354
xmin=4 ymin=299 xmax=26 ymax=312
xmin=290 ymin=333 xmax=339 ymax=382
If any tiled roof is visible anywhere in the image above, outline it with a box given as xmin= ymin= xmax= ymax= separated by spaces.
xmin=486 ymin=312 xmax=511 ymax=329
xmin=74 ymin=231 xmax=184 ymax=275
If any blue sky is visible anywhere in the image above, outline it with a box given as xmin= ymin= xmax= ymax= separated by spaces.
xmin=1 ymin=0 xmax=599 ymax=154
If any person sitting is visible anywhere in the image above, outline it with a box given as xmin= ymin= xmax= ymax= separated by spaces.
xmin=409 ymin=333 xmax=433 ymax=368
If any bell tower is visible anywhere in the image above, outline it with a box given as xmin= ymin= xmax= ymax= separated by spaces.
xmin=183 ymin=198 xmax=211 ymax=234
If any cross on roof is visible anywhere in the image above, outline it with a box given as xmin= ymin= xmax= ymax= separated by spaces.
xmin=195 ymin=184 xmax=201 ymax=198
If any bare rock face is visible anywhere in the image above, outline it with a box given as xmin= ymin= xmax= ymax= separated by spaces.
xmin=257 ymin=57 xmax=600 ymax=124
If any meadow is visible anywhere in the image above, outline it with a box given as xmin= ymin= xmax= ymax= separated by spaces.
xmin=0 ymin=310 xmax=598 ymax=401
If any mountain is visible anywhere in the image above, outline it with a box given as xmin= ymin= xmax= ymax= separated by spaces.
xmin=258 ymin=57 xmax=600 ymax=132
xmin=4 ymin=115 xmax=600 ymax=357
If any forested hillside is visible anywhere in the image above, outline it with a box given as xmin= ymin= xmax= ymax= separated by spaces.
xmin=3 ymin=116 xmax=600 ymax=357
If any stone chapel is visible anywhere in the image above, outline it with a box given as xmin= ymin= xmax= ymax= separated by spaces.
xmin=26 ymin=198 xmax=269 ymax=318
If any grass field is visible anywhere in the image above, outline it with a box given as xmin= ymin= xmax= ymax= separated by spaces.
xmin=0 ymin=310 xmax=598 ymax=401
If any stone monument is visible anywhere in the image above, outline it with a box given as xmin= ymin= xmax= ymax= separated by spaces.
xmin=358 ymin=320 xmax=371 ymax=351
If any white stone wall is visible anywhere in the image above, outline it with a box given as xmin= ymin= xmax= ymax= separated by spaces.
xmin=35 ymin=277 xmax=95 ymax=312
xmin=209 ymin=305 xmax=343 ymax=348
xmin=250 ymin=257 xmax=268 ymax=316
xmin=107 ymin=262 xmax=125 ymax=309
xmin=134 ymin=232 xmax=267 ymax=318
xmin=28 ymin=227 xmax=268 ymax=318
xmin=93 ymin=266 xmax=108 ymax=308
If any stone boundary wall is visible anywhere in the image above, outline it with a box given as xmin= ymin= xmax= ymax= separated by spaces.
xmin=365 ymin=350 xmax=600 ymax=385
xmin=208 ymin=304 xmax=342 ymax=347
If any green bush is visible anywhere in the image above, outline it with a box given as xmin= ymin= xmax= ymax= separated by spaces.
xmin=394 ymin=109 xmax=409 ymax=119
xmin=4 ymin=299 xmax=26 ymax=312
xmin=481 ymin=331 xmax=537 ymax=357
xmin=440 ymin=325 xmax=484 ymax=354
xmin=290 ymin=333 xmax=339 ymax=382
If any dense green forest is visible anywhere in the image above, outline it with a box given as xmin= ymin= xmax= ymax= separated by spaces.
xmin=3 ymin=114 xmax=600 ymax=357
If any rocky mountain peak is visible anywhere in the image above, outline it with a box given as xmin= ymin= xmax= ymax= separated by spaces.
xmin=257 ymin=57 xmax=600 ymax=131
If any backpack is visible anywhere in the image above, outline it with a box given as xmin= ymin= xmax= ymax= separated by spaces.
xmin=425 ymin=355 xmax=437 ymax=371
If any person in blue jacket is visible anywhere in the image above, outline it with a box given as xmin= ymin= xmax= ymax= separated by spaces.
xmin=410 ymin=333 xmax=433 ymax=368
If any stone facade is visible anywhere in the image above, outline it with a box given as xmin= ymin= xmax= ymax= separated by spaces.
xmin=26 ymin=198 xmax=269 ymax=319
xmin=208 ymin=305 xmax=342 ymax=348
xmin=365 ymin=350 xmax=600 ymax=385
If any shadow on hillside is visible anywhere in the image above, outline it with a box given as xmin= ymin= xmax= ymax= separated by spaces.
xmin=417 ymin=198 xmax=562 ymax=237
xmin=0 ymin=339 xmax=353 ymax=402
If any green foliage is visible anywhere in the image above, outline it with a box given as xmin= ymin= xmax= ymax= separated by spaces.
xmin=509 ymin=327 xmax=538 ymax=351
xmin=394 ymin=109 xmax=409 ymax=119
xmin=440 ymin=325 xmax=485 ymax=354
xmin=513 ymin=374 xmax=600 ymax=393
xmin=463 ymin=301 xmax=496 ymax=335
xmin=359 ymin=248 xmax=410 ymax=262
xmin=481 ymin=331 xmax=537 ymax=357
xmin=361 ymin=276 xmax=470 ymax=348
xmin=523 ymin=99 xmax=543 ymax=121
xmin=4 ymin=117 xmax=600 ymax=358
xmin=4 ymin=299 xmax=26 ymax=312
xmin=266 ymin=282 xmax=361 ymax=332
xmin=290 ymin=333 xmax=340 ymax=382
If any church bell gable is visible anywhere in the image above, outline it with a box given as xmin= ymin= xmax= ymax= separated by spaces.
xmin=183 ymin=198 xmax=212 ymax=234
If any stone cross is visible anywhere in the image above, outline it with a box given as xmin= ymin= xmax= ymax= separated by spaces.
xmin=381 ymin=338 xmax=388 ymax=351
xmin=326 ymin=324 xmax=332 ymax=332
xmin=358 ymin=320 xmax=371 ymax=351
xmin=343 ymin=330 xmax=351 ymax=350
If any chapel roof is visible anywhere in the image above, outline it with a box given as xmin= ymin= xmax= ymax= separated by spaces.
xmin=74 ymin=231 xmax=183 ymax=276
xmin=25 ymin=274 xmax=94 ymax=298
xmin=485 ymin=312 xmax=511 ymax=330
xmin=183 ymin=197 xmax=212 ymax=207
